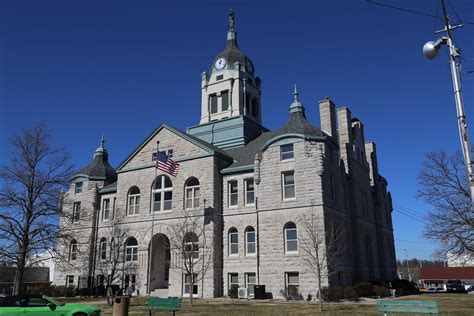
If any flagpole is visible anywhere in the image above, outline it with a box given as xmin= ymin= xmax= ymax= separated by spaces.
xmin=147 ymin=141 xmax=159 ymax=295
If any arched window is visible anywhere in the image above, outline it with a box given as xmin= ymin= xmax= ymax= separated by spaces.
xmin=185 ymin=177 xmax=200 ymax=209
xmin=69 ymin=240 xmax=78 ymax=261
xmin=184 ymin=232 xmax=199 ymax=259
xmin=153 ymin=175 xmax=173 ymax=212
xmin=284 ymin=222 xmax=298 ymax=253
xmin=100 ymin=238 xmax=107 ymax=260
xmin=127 ymin=186 xmax=140 ymax=216
xmin=125 ymin=237 xmax=138 ymax=262
xmin=228 ymin=228 xmax=238 ymax=256
xmin=245 ymin=226 xmax=256 ymax=255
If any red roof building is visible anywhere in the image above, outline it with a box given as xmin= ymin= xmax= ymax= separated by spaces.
xmin=419 ymin=267 xmax=474 ymax=289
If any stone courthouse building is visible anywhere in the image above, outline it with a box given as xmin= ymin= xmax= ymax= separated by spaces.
xmin=54 ymin=13 xmax=397 ymax=299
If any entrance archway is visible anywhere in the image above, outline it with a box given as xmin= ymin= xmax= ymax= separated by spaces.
xmin=148 ymin=234 xmax=171 ymax=291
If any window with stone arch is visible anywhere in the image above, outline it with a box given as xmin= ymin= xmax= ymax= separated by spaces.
xmin=284 ymin=222 xmax=298 ymax=253
xmin=184 ymin=177 xmax=200 ymax=209
xmin=69 ymin=240 xmax=78 ymax=261
xmin=245 ymin=226 xmax=256 ymax=255
xmin=184 ymin=232 xmax=199 ymax=259
xmin=127 ymin=186 xmax=140 ymax=216
xmin=228 ymin=227 xmax=238 ymax=256
xmin=99 ymin=237 xmax=107 ymax=260
xmin=153 ymin=175 xmax=173 ymax=212
xmin=125 ymin=237 xmax=138 ymax=262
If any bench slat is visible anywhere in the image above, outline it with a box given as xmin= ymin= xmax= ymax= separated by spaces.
xmin=378 ymin=300 xmax=437 ymax=307
xmin=379 ymin=307 xmax=439 ymax=314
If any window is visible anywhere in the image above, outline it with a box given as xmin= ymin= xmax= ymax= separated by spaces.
xmin=100 ymin=238 xmax=107 ymax=260
xmin=228 ymin=180 xmax=238 ymax=207
xmin=245 ymin=226 xmax=256 ymax=255
xmin=246 ymin=273 xmax=256 ymax=297
xmin=153 ymin=175 xmax=173 ymax=212
xmin=330 ymin=175 xmax=335 ymax=201
xmin=75 ymin=182 xmax=83 ymax=194
xmin=286 ymin=272 xmax=299 ymax=297
xmin=125 ymin=238 xmax=138 ymax=262
xmin=252 ymin=99 xmax=258 ymax=117
xmin=127 ymin=186 xmax=140 ymax=216
xmin=216 ymin=74 xmax=224 ymax=81
xmin=72 ymin=202 xmax=81 ymax=223
xmin=229 ymin=273 xmax=239 ymax=293
xmin=221 ymin=90 xmax=229 ymax=111
xmin=66 ymin=275 xmax=74 ymax=287
xmin=152 ymin=149 xmax=173 ymax=161
xmin=184 ymin=274 xmax=198 ymax=295
xmin=282 ymin=171 xmax=295 ymax=200
xmin=210 ymin=94 xmax=218 ymax=114
xmin=185 ymin=177 xmax=200 ymax=209
xmin=184 ymin=232 xmax=199 ymax=259
xmin=124 ymin=274 xmax=136 ymax=292
xmin=69 ymin=240 xmax=77 ymax=261
xmin=244 ymin=178 xmax=255 ymax=205
xmin=280 ymin=144 xmax=294 ymax=160
xmin=228 ymin=228 xmax=238 ymax=256
xmin=102 ymin=199 xmax=110 ymax=221
xmin=284 ymin=222 xmax=298 ymax=253
xmin=97 ymin=274 xmax=105 ymax=286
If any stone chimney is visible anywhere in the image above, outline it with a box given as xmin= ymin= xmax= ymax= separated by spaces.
xmin=337 ymin=107 xmax=353 ymax=173
xmin=319 ymin=97 xmax=337 ymax=139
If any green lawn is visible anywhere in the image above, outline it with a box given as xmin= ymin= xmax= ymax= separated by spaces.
xmin=58 ymin=293 xmax=474 ymax=315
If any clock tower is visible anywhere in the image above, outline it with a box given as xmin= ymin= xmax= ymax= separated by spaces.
xmin=187 ymin=12 xmax=267 ymax=149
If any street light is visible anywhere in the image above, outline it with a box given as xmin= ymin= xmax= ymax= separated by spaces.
xmin=423 ymin=0 xmax=474 ymax=204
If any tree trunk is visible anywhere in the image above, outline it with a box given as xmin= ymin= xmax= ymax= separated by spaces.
xmin=317 ymin=267 xmax=323 ymax=312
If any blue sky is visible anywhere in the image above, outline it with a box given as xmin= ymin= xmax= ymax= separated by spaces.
xmin=1 ymin=0 xmax=473 ymax=260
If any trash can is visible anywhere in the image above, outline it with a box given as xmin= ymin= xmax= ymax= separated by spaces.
xmin=112 ymin=296 xmax=130 ymax=316
xmin=254 ymin=285 xmax=266 ymax=299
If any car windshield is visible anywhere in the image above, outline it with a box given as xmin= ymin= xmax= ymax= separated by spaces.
xmin=42 ymin=296 xmax=65 ymax=306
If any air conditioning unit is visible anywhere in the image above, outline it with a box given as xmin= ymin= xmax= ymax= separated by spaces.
xmin=238 ymin=287 xmax=248 ymax=299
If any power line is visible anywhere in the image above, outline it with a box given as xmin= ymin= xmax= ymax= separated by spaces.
xmin=395 ymin=204 xmax=428 ymax=219
xmin=366 ymin=0 xmax=474 ymax=25
xmin=393 ymin=208 xmax=428 ymax=224
xmin=366 ymin=0 xmax=443 ymax=20
xmin=395 ymin=239 xmax=433 ymax=245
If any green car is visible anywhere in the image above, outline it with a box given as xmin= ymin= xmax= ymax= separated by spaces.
xmin=0 ymin=295 xmax=101 ymax=316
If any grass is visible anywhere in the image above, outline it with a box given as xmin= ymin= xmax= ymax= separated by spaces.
xmin=57 ymin=293 xmax=474 ymax=315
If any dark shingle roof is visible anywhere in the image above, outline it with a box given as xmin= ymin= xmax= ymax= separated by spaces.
xmin=99 ymin=181 xmax=117 ymax=194
xmin=272 ymin=111 xmax=325 ymax=139
xmin=223 ymin=110 xmax=326 ymax=170
xmin=73 ymin=152 xmax=117 ymax=183
xmin=224 ymin=131 xmax=274 ymax=168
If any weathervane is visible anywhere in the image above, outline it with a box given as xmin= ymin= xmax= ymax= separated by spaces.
xmin=228 ymin=10 xmax=235 ymax=32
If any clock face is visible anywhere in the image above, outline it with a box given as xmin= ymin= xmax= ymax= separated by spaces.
xmin=246 ymin=60 xmax=254 ymax=74
xmin=215 ymin=58 xmax=226 ymax=70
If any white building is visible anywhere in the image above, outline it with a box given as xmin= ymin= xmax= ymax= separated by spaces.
xmin=54 ymin=12 xmax=397 ymax=299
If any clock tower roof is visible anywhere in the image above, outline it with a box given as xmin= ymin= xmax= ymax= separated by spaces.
xmin=212 ymin=11 xmax=254 ymax=74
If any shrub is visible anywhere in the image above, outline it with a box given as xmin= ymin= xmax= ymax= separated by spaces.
xmin=355 ymin=282 xmax=373 ymax=297
xmin=280 ymin=287 xmax=303 ymax=300
xmin=306 ymin=293 xmax=313 ymax=302
xmin=65 ymin=286 xmax=76 ymax=297
xmin=321 ymin=286 xmax=344 ymax=302
xmin=373 ymin=285 xmax=390 ymax=297
xmin=343 ymin=286 xmax=359 ymax=301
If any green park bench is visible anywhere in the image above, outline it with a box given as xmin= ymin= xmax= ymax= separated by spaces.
xmin=377 ymin=299 xmax=438 ymax=315
xmin=144 ymin=297 xmax=182 ymax=316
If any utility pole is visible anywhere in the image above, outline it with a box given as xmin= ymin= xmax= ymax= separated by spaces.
xmin=423 ymin=0 xmax=474 ymax=204
xmin=404 ymin=249 xmax=411 ymax=282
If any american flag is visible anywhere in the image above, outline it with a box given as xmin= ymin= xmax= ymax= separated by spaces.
xmin=156 ymin=151 xmax=180 ymax=177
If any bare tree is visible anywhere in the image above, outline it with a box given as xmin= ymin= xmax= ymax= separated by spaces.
xmin=95 ymin=218 xmax=132 ymax=290
xmin=0 ymin=123 xmax=73 ymax=295
xmin=417 ymin=151 xmax=473 ymax=261
xmin=168 ymin=209 xmax=214 ymax=306
xmin=299 ymin=211 xmax=343 ymax=312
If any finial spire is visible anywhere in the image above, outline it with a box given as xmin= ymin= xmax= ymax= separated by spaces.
xmin=228 ymin=10 xmax=235 ymax=32
xmin=100 ymin=134 xmax=105 ymax=149
xmin=289 ymin=84 xmax=305 ymax=114
xmin=293 ymin=84 xmax=299 ymax=102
